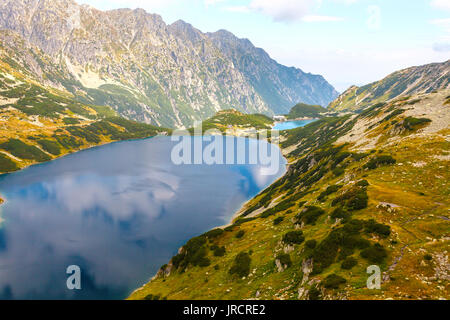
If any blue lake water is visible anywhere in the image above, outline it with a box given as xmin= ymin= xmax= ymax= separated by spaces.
xmin=273 ymin=119 xmax=317 ymax=131
xmin=0 ymin=136 xmax=286 ymax=300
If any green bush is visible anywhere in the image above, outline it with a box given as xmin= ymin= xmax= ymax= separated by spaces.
xmin=305 ymin=240 xmax=317 ymax=249
xmin=332 ymin=167 xmax=345 ymax=177
xmin=213 ymin=246 xmax=226 ymax=257
xmin=360 ymin=243 xmax=387 ymax=264
xmin=312 ymin=220 xmax=371 ymax=274
xmin=364 ymin=219 xmax=391 ymax=238
xmin=0 ymin=153 xmax=19 ymax=172
xmin=171 ymin=236 xmax=210 ymax=270
xmin=365 ymin=155 xmax=396 ymax=170
xmin=203 ymin=228 xmax=224 ymax=239
xmin=424 ymin=254 xmax=432 ymax=261
xmin=402 ymin=117 xmax=431 ymax=130
xmin=62 ymin=117 xmax=81 ymax=125
xmin=341 ymin=257 xmax=358 ymax=270
xmin=322 ymin=274 xmax=347 ymax=289
xmin=317 ymin=185 xmax=342 ymax=202
xmin=282 ymin=231 xmax=305 ymax=244
xmin=276 ymin=253 xmax=292 ymax=268
xmin=308 ymin=287 xmax=322 ymax=300
xmin=229 ymin=252 xmax=251 ymax=278
xmin=144 ymin=294 xmax=161 ymax=300
xmin=37 ymin=139 xmax=61 ymax=155
xmin=273 ymin=217 xmax=284 ymax=225
xmin=355 ymin=180 xmax=369 ymax=187
xmin=235 ymin=230 xmax=245 ymax=239
xmin=0 ymin=139 xmax=51 ymax=162
xmin=296 ymin=206 xmax=325 ymax=225
xmin=332 ymin=188 xmax=368 ymax=211
xmin=330 ymin=207 xmax=351 ymax=223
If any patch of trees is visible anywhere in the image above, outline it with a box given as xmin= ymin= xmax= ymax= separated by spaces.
xmin=0 ymin=139 xmax=51 ymax=162
xmin=0 ymin=153 xmax=18 ymax=172
xmin=332 ymin=186 xmax=368 ymax=211
xmin=36 ymin=139 xmax=61 ymax=155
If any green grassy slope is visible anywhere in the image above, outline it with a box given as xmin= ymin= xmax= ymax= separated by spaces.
xmin=129 ymin=90 xmax=449 ymax=301
xmin=189 ymin=109 xmax=274 ymax=134
xmin=286 ymin=103 xmax=327 ymax=119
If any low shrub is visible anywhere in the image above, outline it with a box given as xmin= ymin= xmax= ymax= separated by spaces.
xmin=365 ymin=155 xmax=396 ymax=170
xmin=305 ymin=240 xmax=317 ymax=249
xmin=332 ymin=188 xmax=368 ymax=211
xmin=171 ymin=236 xmax=210 ymax=270
xmin=0 ymin=139 xmax=51 ymax=162
xmin=229 ymin=252 xmax=251 ymax=278
xmin=282 ymin=231 xmax=305 ymax=245
xmin=332 ymin=167 xmax=345 ymax=177
xmin=37 ymin=139 xmax=61 ymax=155
xmin=330 ymin=207 xmax=351 ymax=223
xmin=308 ymin=287 xmax=322 ymax=300
xmin=364 ymin=219 xmax=391 ymax=238
xmin=203 ymin=228 xmax=224 ymax=239
xmin=276 ymin=253 xmax=292 ymax=268
xmin=213 ymin=246 xmax=226 ymax=257
xmin=235 ymin=230 xmax=245 ymax=239
xmin=402 ymin=117 xmax=431 ymax=130
xmin=355 ymin=180 xmax=369 ymax=187
xmin=424 ymin=254 xmax=432 ymax=261
xmin=273 ymin=217 xmax=284 ymax=225
xmin=296 ymin=206 xmax=325 ymax=225
xmin=317 ymin=185 xmax=342 ymax=202
xmin=322 ymin=274 xmax=347 ymax=289
xmin=0 ymin=153 xmax=19 ymax=172
xmin=341 ymin=257 xmax=358 ymax=270
xmin=360 ymin=243 xmax=388 ymax=264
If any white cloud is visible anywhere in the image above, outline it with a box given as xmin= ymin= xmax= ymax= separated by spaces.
xmin=433 ymin=42 xmax=450 ymax=52
xmin=223 ymin=0 xmax=352 ymax=23
xmin=302 ymin=15 xmax=344 ymax=22
xmin=205 ymin=0 xmax=227 ymax=6
xmin=249 ymin=0 xmax=318 ymax=22
xmin=431 ymin=0 xmax=450 ymax=11
xmin=224 ymin=6 xmax=250 ymax=13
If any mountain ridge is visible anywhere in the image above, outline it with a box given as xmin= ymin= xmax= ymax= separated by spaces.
xmin=328 ymin=60 xmax=450 ymax=113
xmin=0 ymin=0 xmax=338 ymax=127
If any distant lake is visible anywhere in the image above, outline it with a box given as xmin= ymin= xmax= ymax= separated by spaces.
xmin=0 ymin=136 xmax=286 ymax=300
xmin=273 ymin=119 xmax=317 ymax=131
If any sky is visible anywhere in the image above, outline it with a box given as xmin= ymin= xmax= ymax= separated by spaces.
xmin=77 ymin=0 xmax=450 ymax=92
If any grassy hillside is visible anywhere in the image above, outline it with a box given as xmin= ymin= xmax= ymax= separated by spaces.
xmin=328 ymin=60 xmax=449 ymax=113
xmin=189 ymin=109 xmax=274 ymax=134
xmin=129 ymin=90 xmax=449 ymax=300
xmin=286 ymin=103 xmax=327 ymax=119
xmin=0 ymin=61 xmax=168 ymax=174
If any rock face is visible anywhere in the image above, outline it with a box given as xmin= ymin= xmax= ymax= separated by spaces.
xmin=206 ymin=30 xmax=338 ymax=115
xmin=0 ymin=0 xmax=338 ymax=127
xmin=328 ymin=60 xmax=450 ymax=113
